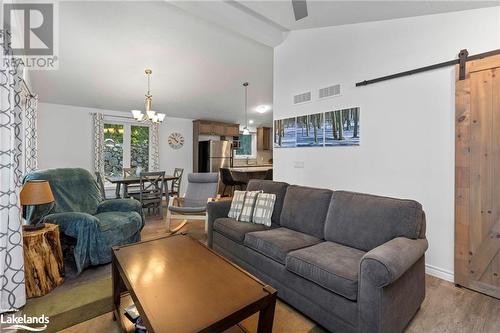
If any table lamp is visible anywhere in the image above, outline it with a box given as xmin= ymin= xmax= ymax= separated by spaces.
xmin=20 ymin=180 xmax=55 ymax=231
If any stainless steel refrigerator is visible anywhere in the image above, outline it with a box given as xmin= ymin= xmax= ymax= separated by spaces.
xmin=198 ymin=140 xmax=233 ymax=173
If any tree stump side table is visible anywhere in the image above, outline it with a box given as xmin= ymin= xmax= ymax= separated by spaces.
xmin=23 ymin=223 xmax=64 ymax=298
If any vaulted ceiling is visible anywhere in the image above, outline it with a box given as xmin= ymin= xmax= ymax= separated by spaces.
xmin=29 ymin=1 xmax=499 ymax=126
xmin=30 ymin=1 xmax=274 ymax=126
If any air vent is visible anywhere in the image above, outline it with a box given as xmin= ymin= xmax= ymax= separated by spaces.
xmin=293 ymin=91 xmax=312 ymax=105
xmin=318 ymin=84 xmax=341 ymax=99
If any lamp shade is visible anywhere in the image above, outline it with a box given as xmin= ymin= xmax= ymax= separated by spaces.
xmin=20 ymin=180 xmax=55 ymax=206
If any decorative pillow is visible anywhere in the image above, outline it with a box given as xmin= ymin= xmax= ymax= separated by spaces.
xmin=238 ymin=191 xmax=262 ymax=222
xmin=228 ymin=190 xmax=246 ymax=219
xmin=252 ymin=193 xmax=276 ymax=227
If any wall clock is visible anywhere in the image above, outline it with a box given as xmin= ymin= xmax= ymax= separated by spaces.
xmin=168 ymin=132 xmax=185 ymax=150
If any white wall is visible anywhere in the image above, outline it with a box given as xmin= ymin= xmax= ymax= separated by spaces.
xmin=37 ymin=103 xmax=193 ymax=194
xmin=273 ymin=7 xmax=500 ymax=281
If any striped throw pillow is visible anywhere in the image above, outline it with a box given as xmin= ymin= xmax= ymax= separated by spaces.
xmin=238 ymin=191 xmax=262 ymax=222
xmin=252 ymin=193 xmax=276 ymax=227
xmin=228 ymin=190 xmax=246 ymax=219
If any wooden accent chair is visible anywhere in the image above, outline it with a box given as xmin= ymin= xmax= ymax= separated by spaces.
xmin=166 ymin=173 xmax=218 ymax=234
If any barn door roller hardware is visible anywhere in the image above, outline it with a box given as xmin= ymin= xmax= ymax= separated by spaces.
xmin=356 ymin=48 xmax=500 ymax=87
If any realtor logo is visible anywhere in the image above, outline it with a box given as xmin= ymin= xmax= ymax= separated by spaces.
xmin=1 ymin=1 xmax=58 ymax=69
xmin=3 ymin=3 xmax=53 ymax=55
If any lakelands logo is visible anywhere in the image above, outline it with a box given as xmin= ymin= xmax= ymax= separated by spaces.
xmin=1 ymin=1 xmax=59 ymax=70
xmin=0 ymin=313 xmax=49 ymax=331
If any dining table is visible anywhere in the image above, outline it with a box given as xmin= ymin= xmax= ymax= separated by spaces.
xmin=105 ymin=174 xmax=178 ymax=199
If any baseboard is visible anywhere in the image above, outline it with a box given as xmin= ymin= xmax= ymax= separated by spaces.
xmin=425 ymin=264 xmax=454 ymax=282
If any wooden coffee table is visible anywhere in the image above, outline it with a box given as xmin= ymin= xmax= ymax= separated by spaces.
xmin=112 ymin=235 xmax=277 ymax=333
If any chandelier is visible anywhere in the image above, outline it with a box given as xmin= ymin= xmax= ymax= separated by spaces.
xmin=131 ymin=69 xmax=166 ymax=123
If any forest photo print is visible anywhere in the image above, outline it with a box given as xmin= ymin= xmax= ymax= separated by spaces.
xmin=274 ymin=117 xmax=297 ymax=148
xmin=274 ymin=107 xmax=360 ymax=148
xmin=325 ymin=107 xmax=360 ymax=146
xmin=296 ymin=113 xmax=324 ymax=147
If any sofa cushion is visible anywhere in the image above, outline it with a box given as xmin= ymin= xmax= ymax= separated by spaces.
xmin=325 ymin=191 xmax=426 ymax=252
xmin=286 ymin=241 xmax=365 ymax=301
xmin=244 ymin=227 xmax=322 ymax=264
xmin=214 ymin=218 xmax=270 ymax=243
xmin=246 ymin=180 xmax=289 ymax=226
xmin=280 ymin=185 xmax=333 ymax=239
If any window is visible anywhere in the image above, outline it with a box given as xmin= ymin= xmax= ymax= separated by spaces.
xmin=130 ymin=125 xmax=149 ymax=171
xmin=103 ymin=121 xmax=150 ymax=177
xmin=235 ymin=133 xmax=256 ymax=158
xmin=104 ymin=124 xmax=124 ymax=177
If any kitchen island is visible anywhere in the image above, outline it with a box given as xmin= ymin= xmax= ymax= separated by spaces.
xmin=229 ymin=165 xmax=273 ymax=183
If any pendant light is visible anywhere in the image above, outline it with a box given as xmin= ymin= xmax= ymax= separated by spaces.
xmin=242 ymin=82 xmax=250 ymax=135
xmin=131 ymin=69 xmax=166 ymax=124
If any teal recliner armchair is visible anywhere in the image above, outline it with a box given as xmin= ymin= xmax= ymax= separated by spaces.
xmin=24 ymin=168 xmax=145 ymax=273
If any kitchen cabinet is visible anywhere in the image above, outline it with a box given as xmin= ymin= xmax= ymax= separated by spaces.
xmin=257 ymin=127 xmax=271 ymax=151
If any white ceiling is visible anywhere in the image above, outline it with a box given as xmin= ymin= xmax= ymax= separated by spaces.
xmin=30 ymin=1 xmax=499 ymax=126
xmin=30 ymin=1 xmax=274 ymax=127
xmin=237 ymin=0 xmax=500 ymax=31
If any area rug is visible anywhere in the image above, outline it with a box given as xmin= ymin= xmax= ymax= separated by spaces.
xmin=20 ymin=275 xmax=113 ymax=332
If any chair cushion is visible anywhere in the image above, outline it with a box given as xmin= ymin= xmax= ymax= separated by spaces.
xmin=286 ymin=241 xmax=366 ymax=301
xmin=280 ymin=185 xmax=333 ymax=239
xmin=244 ymin=227 xmax=322 ymax=264
xmin=246 ymin=180 xmax=289 ymax=225
xmin=324 ymin=191 xmax=426 ymax=252
xmin=213 ymin=218 xmax=270 ymax=243
xmin=168 ymin=205 xmax=206 ymax=214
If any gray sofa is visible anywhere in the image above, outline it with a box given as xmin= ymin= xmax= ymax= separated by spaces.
xmin=207 ymin=180 xmax=427 ymax=333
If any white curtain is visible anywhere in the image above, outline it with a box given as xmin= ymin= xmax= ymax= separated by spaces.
xmin=24 ymin=94 xmax=38 ymax=173
xmin=92 ymin=112 xmax=105 ymax=175
xmin=150 ymin=122 xmax=160 ymax=171
xmin=0 ymin=32 xmax=27 ymax=312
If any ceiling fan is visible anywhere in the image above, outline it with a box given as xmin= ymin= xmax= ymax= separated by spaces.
xmin=292 ymin=0 xmax=308 ymax=21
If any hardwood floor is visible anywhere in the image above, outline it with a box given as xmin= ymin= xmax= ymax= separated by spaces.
xmin=60 ymin=216 xmax=500 ymax=333
xmin=61 ymin=263 xmax=499 ymax=332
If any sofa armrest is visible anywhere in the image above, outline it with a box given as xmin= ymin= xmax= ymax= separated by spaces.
xmin=96 ymin=198 xmax=145 ymax=229
xmin=360 ymin=237 xmax=428 ymax=287
xmin=359 ymin=237 xmax=428 ymax=333
xmin=206 ymin=200 xmax=232 ymax=248
xmin=43 ymin=212 xmax=99 ymax=231
xmin=96 ymin=198 xmax=141 ymax=213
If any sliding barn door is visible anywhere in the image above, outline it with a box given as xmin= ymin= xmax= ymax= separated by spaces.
xmin=455 ymin=54 xmax=500 ymax=299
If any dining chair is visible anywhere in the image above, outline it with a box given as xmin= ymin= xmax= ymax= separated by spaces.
xmin=169 ymin=168 xmax=184 ymax=197
xmin=219 ymin=168 xmax=246 ymax=197
xmin=129 ymin=171 xmax=166 ymax=218
xmin=95 ymin=171 xmax=106 ymax=200
xmin=166 ymin=173 xmax=219 ymax=234
xmin=122 ymin=167 xmax=141 ymax=197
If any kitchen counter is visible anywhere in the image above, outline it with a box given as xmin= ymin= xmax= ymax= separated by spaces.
xmin=229 ymin=165 xmax=272 ymax=183
xmin=229 ymin=165 xmax=273 ymax=173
